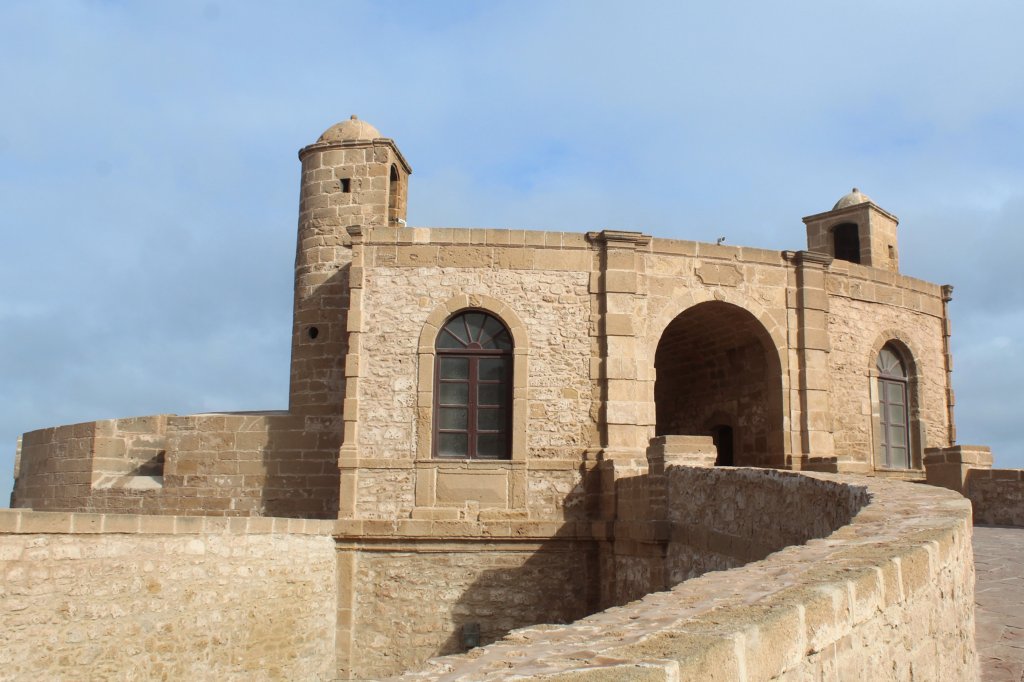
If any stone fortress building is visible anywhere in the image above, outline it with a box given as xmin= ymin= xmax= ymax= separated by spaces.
xmin=5 ymin=117 xmax=990 ymax=680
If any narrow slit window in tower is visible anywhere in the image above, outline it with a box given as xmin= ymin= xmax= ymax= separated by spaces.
xmin=388 ymin=164 xmax=400 ymax=224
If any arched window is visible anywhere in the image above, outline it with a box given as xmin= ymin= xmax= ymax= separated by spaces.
xmin=434 ymin=311 xmax=513 ymax=459
xmin=877 ymin=344 xmax=910 ymax=468
xmin=833 ymin=223 xmax=861 ymax=264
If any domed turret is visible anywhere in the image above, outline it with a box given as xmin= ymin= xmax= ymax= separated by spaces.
xmin=804 ymin=187 xmax=900 ymax=272
xmin=317 ymin=115 xmax=382 ymax=143
xmin=289 ymin=116 xmax=412 ymax=415
xmin=833 ymin=187 xmax=872 ymax=211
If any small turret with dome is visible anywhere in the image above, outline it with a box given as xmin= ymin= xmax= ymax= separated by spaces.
xmin=832 ymin=187 xmax=871 ymax=210
xmin=317 ymin=115 xmax=382 ymax=143
xmin=289 ymin=116 xmax=413 ymax=414
xmin=803 ymin=186 xmax=900 ymax=273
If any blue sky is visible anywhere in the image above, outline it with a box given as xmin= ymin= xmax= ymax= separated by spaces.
xmin=2 ymin=1 xmax=1023 ymax=503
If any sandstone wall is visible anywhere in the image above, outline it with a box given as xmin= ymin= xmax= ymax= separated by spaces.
xmin=604 ymin=465 xmax=867 ymax=607
xmin=162 ymin=412 xmax=341 ymax=518
xmin=642 ymin=242 xmax=791 ymax=468
xmin=0 ymin=509 xmax=337 ymax=681
xmin=12 ymin=413 xmax=340 ymax=519
xmin=358 ymin=236 xmax=594 ymax=462
xmin=344 ymin=539 xmax=597 ymax=679
xmin=13 ymin=417 xmax=168 ymax=513
xmin=825 ymin=262 xmax=950 ymax=470
xmin=403 ymin=471 xmax=977 ymax=681
xmin=349 ymin=229 xmax=596 ymax=522
xmin=967 ymin=468 xmax=1024 ymax=526
xmin=663 ymin=467 xmax=867 ymax=582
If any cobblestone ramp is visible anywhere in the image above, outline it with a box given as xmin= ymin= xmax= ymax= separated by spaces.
xmin=976 ymin=526 xmax=1024 ymax=681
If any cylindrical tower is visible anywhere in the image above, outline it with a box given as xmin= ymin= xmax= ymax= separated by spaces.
xmin=289 ymin=116 xmax=411 ymax=414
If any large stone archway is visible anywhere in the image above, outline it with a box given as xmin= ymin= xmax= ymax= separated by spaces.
xmin=654 ymin=301 xmax=785 ymax=468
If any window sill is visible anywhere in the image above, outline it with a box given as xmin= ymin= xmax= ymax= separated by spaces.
xmin=415 ymin=458 xmax=525 ymax=469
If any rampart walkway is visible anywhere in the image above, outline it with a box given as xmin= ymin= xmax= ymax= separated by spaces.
xmin=975 ymin=525 xmax=1024 ymax=680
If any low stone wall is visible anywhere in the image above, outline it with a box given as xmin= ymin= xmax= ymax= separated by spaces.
xmin=163 ymin=413 xmax=340 ymax=518
xmin=0 ymin=509 xmax=338 ymax=680
xmin=12 ymin=417 xmax=167 ymax=512
xmin=966 ymin=468 xmax=1024 ymax=526
xmin=923 ymin=445 xmax=1024 ymax=526
xmin=663 ymin=467 xmax=867 ymax=581
xmin=403 ymin=470 xmax=977 ymax=681
xmin=603 ymin=456 xmax=866 ymax=607
xmin=12 ymin=412 xmax=340 ymax=518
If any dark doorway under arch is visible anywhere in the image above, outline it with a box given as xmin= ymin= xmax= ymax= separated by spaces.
xmin=654 ymin=301 xmax=785 ymax=468
xmin=710 ymin=425 xmax=734 ymax=466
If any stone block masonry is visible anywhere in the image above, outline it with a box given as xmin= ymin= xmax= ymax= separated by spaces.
xmin=5 ymin=118 xmax=981 ymax=680
xmin=12 ymin=412 xmax=340 ymax=518
xmin=402 ymin=470 xmax=977 ymax=681
xmin=0 ymin=509 xmax=337 ymax=680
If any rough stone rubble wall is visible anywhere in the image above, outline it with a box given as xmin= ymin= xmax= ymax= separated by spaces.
xmin=352 ymin=232 xmax=595 ymax=522
xmin=663 ymin=467 xmax=866 ymax=582
xmin=826 ymin=269 xmax=949 ymax=466
xmin=0 ymin=510 xmax=337 ymax=681
xmin=604 ymin=465 xmax=866 ymax=607
xmin=402 ymin=471 xmax=977 ymax=681
xmin=358 ymin=251 xmax=593 ymax=462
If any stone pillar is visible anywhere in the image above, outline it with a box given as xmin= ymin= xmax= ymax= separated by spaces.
xmin=925 ymin=445 xmax=992 ymax=495
xmin=336 ymin=226 xmax=366 ymax=519
xmin=587 ymin=231 xmax=652 ymax=609
xmin=788 ymin=251 xmax=841 ymax=471
xmin=588 ymin=230 xmax=653 ymax=463
xmin=941 ymin=285 xmax=957 ymax=446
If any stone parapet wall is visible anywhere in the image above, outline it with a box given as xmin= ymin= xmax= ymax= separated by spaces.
xmin=922 ymin=445 xmax=1024 ymax=526
xmin=0 ymin=509 xmax=337 ymax=681
xmin=13 ymin=416 xmax=169 ymax=512
xmin=164 ymin=412 xmax=340 ymax=518
xmin=403 ymin=471 xmax=977 ymax=681
xmin=12 ymin=412 xmax=340 ymax=519
xmin=602 ymin=463 xmax=867 ymax=607
xmin=663 ymin=467 xmax=867 ymax=581
xmin=966 ymin=468 xmax=1024 ymax=526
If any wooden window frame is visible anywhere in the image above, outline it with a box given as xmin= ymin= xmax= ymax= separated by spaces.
xmin=876 ymin=344 xmax=911 ymax=469
xmin=433 ymin=311 xmax=514 ymax=460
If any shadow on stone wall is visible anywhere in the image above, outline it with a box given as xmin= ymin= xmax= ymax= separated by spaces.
xmin=391 ymin=465 xmax=870 ymax=679
xmin=435 ymin=536 xmax=600 ymax=657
